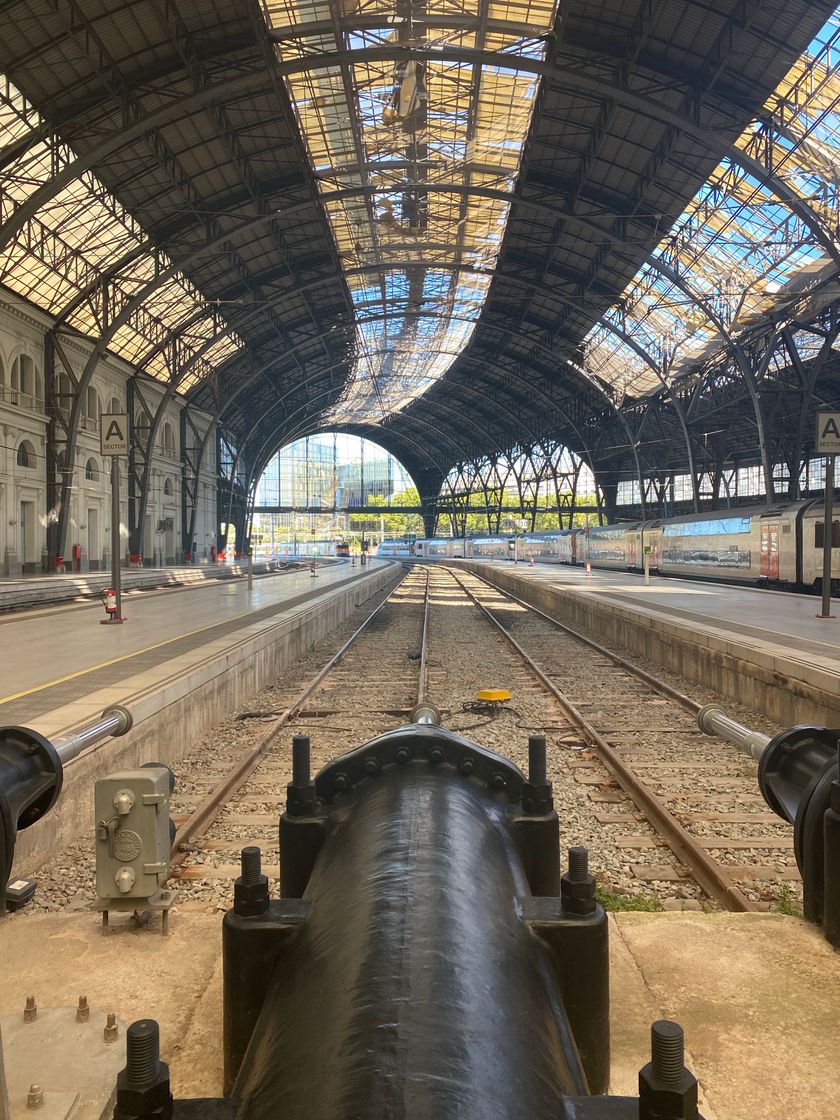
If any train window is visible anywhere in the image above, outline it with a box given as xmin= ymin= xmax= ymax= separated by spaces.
xmin=815 ymin=521 xmax=840 ymax=548
xmin=662 ymin=516 xmax=750 ymax=537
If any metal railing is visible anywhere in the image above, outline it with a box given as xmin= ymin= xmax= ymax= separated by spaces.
xmin=0 ymin=384 xmax=43 ymax=413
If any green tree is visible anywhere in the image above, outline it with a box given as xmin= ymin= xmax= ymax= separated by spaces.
xmin=348 ymin=488 xmax=423 ymax=539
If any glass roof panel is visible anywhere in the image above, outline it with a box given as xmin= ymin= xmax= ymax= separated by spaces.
xmin=262 ymin=0 xmax=558 ymax=422
xmin=583 ymin=6 xmax=840 ymax=398
xmin=0 ymin=76 xmax=242 ymax=389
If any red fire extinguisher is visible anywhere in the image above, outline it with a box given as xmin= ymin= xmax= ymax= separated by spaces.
xmin=101 ymin=587 xmax=117 ymax=615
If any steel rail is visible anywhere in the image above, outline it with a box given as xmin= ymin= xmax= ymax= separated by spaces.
xmin=418 ymin=568 xmax=431 ymax=708
xmin=167 ymin=566 xmax=413 ymax=874
xmin=446 ymin=568 xmax=756 ymax=913
xmin=465 ymin=567 xmax=702 ymax=715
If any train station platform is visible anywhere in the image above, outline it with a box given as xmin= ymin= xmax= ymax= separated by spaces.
xmin=0 ymin=558 xmax=309 ymax=613
xmin=0 ymin=907 xmax=834 ymax=1119
xmin=3 ymin=559 xmax=397 ymax=870
xmin=457 ymin=559 xmax=840 ymax=727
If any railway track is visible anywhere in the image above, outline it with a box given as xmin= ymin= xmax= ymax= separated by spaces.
xmin=167 ymin=566 xmax=431 ymax=892
xmin=7 ymin=559 xmax=796 ymax=915
xmin=444 ymin=566 xmax=797 ymax=911
xmin=164 ymin=561 xmax=796 ymax=913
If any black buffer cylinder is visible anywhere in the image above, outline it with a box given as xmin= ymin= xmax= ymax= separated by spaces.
xmin=231 ymin=747 xmax=593 ymax=1119
xmin=225 ymin=725 xmax=618 ymax=1120
xmin=0 ymin=726 xmax=62 ymax=913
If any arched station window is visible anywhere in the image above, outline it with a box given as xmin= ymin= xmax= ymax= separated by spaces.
xmin=16 ymin=440 xmax=36 ymax=469
xmin=162 ymin=421 xmax=176 ymax=455
xmin=86 ymin=386 xmax=100 ymax=419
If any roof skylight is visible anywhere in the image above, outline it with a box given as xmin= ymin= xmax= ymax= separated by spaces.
xmin=262 ymin=0 xmax=558 ymax=422
xmin=582 ymin=8 xmax=840 ymax=399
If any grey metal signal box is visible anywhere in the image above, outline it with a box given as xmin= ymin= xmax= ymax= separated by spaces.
xmin=95 ymin=766 xmax=175 ymax=933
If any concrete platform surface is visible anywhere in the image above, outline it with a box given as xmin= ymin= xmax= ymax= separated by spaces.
xmin=0 ymin=559 xmax=386 ymax=726
xmin=611 ymin=912 xmax=839 ymax=1119
xmin=468 ymin=559 xmax=840 ymax=667
xmin=0 ymin=908 xmax=835 ymax=1115
xmin=0 ymin=559 xmax=292 ymax=612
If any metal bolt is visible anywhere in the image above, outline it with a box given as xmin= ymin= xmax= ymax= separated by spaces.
xmin=489 ymin=772 xmax=506 ymax=790
xmin=240 ymin=846 xmax=262 ymax=885
xmin=568 ymin=846 xmax=589 ymax=881
xmin=395 ymin=747 xmax=411 ymax=765
xmin=651 ymin=1020 xmax=685 ymax=1087
xmin=292 ymin=735 xmax=311 ymax=786
xmin=528 ymin=735 xmax=547 ymax=784
xmin=364 ymin=756 xmax=380 ymax=775
xmin=333 ymin=772 xmax=350 ymax=792
xmin=428 ymin=746 xmax=443 ymax=765
xmin=104 ymin=1012 xmax=119 ymax=1043
xmin=76 ymin=995 xmax=90 ymax=1023
xmin=23 ymin=996 xmax=37 ymax=1023
xmin=125 ymin=1019 xmax=161 ymax=1087
xmin=459 ymin=757 xmax=475 ymax=775
xmin=27 ymin=1084 xmax=44 ymax=1110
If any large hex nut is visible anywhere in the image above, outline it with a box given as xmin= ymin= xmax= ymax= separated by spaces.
xmin=115 ymin=1062 xmax=173 ymax=1119
xmin=639 ymin=1062 xmax=699 ymax=1120
xmin=560 ymin=872 xmax=596 ymax=914
xmin=234 ymin=875 xmax=269 ymax=917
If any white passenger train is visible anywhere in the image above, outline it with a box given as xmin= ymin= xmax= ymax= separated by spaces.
xmin=386 ymin=499 xmax=840 ymax=593
xmin=376 ymin=540 xmax=415 ymax=557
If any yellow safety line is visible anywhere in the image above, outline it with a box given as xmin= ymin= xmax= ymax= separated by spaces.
xmin=0 ymin=590 xmax=300 ymax=707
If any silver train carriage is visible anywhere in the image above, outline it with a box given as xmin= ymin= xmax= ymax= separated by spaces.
xmin=413 ymin=538 xmax=465 ymax=558
xmin=410 ymin=496 xmax=840 ymax=593
xmin=468 ymin=536 xmax=513 ymax=561
xmin=376 ymin=540 xmax=414 ymax=557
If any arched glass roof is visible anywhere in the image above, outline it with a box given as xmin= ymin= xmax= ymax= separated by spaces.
xmin=582 ymin=11 xmax=840 ymax=399
xmin=0 ymin=77 xmax=244 ymax=390
xmin=261 ymin=0 xmax=557 ymax=422
xmin=0 ymin=0 xmax=837 ymax=471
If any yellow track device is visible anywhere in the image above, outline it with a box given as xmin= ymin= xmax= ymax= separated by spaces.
xmin=476 ymin=688 xmax=511 ymax=703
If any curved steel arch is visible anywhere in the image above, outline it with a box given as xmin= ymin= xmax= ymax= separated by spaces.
xmin=45 ymin=182 xmax=640 ymax=407
xmin=220 ymin=323 xmax=607 ymax=452
xmin=221 ymin=389 xmax=466 ymax=537
xmin=4 ymin=42 xmax=836 ymax=270
xmin=593 ymin=316 xmax=699 ymax=509
xmin=239 ymin=365 xmax=540 ymax=471
xmin=246 ymin=409 xmax=452 ymax=495
xmin=238 ymin=378 xmax=561 ymax=539
xmin=47 ymin=180 xmax=649 ymax=347
xmin=133 ymin=256 xmax=621 ymax=414
xmin=646 ymin=255 xmax=781 ymax=498
xmin=209 ymin=296 xmax=597 ymax=444
xmin=224 ymin=332 xmax=588 ymax=483
xmin=218 ymin=345 xmax=616 ymax=542
xmin=233 ymin=335 xmax=612 ymax=483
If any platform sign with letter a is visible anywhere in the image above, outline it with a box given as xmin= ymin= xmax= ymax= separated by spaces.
xmin=816 ymin=412 xmax=840 ymax=455
xmin=100 ymin=413 xmax=128 ymax=456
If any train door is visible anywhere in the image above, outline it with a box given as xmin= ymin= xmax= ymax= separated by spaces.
xmin=626 ymin=531 xmax=638 ymax=569
xmin=643 ymin=526 xmax=661 ymax=570
xmin=759 ymin=523 xmax=779 ymax=580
